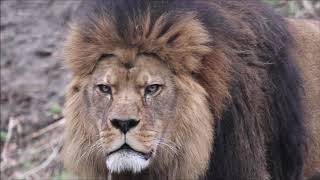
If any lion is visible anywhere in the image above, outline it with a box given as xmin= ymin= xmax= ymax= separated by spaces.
xmin=62 ymin=0 xmax=320 ymax=179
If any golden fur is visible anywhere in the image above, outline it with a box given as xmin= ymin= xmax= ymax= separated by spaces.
xmin=63 ymin=13 xmax=216 ymax=179
xmin=63 ymin=58 xmax=214 ymax=179
xmin=62 ymin=1 xmax=320 ymax=179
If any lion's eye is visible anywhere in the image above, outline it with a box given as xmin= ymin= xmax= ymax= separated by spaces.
xmin=145 ymin=84 xmax=161 ymax=96
xmin=97 ymin=84 xmax=112 ymax=94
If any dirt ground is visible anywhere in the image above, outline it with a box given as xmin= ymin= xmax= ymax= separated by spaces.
xmin=0 ymin=0 xmax=319 ymax=179
xmin=1 ymin=0 xmax=81 ymax=179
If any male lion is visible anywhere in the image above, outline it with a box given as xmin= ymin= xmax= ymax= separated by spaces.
xmin=63 ymin=0 xmax=320 ymax=179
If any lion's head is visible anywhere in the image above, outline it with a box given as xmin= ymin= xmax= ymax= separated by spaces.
xmin=63 ymin=0 xmax=314 ymax=179
xmin=62 ymin=1 xmax=230 ymax=178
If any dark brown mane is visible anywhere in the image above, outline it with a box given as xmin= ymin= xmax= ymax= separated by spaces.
xmin=65 ymin=0 xmax=307 ymax=179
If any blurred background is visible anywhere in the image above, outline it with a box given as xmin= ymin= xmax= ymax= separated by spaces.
xmin=1 ymin=0 xmax=319 ymax=179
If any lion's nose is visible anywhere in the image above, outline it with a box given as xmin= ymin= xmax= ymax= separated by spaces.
xmin=110 ymin=119 xmax=140 ymax=134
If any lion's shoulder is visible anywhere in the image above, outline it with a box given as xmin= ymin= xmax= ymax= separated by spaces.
xmin=287 ymin=19 xmax=320 ymax=177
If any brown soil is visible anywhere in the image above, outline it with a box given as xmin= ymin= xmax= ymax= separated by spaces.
xmin=1 ymin=0 xmax=80 ymax=179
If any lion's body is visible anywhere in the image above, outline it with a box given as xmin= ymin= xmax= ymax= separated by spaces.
xmin=288 ymin=19 xmax=320 ymax=178
xmin=63 ymin=0 xmax=320 ymax=179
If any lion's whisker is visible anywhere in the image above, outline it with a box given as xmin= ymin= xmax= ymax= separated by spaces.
xmin=153 ymin=138 xmax=179 ymax=157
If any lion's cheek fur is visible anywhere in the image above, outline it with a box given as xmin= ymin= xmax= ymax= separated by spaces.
xmin=62 ymin=79 xmax=107 ymax=178
xmin=148 ymin=75 xmax=214 ymax=179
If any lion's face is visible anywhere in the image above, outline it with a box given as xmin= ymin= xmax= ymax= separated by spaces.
xmin=85 ymin=53 xmax=177 ymax=173
xmin=64 ymin=8 xmax=217 ymax=178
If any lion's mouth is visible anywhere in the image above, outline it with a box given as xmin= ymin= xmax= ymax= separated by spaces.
xmin=108 ymin=143 xmax=153 ymax=160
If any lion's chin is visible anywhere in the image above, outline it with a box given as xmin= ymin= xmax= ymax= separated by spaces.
xmin=106 ymin=150 xmax=150 ymax=173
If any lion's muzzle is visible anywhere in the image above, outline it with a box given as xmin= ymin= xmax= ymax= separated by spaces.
xmin=105 ymin=143 xmax=153 ymax=173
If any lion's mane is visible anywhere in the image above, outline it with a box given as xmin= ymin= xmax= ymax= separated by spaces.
xmin=63 ymin=0 xmax=308 ymax=179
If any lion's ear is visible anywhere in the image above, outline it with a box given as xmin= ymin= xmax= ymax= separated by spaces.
xmin=142 ymin=13 xmax=212 ymax=73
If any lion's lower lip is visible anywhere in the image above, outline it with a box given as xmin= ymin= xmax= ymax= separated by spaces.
xmin=108 ymin=144 xmax=153 ymax=160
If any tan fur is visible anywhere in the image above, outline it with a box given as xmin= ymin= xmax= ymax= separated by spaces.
xmin=63 ymin=48 xmax=215 ymax=180
xmin=148 ymin=75 xmax=213 ymax=179
xmin=63 ymin=61 xmax=214 ymax=179
xmin=64 ymin=13 xmax=211 ymax=77
xmin=287 ymin=19 xmax=320 ymax=178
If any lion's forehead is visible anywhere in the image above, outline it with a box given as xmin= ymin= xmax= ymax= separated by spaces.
xmin=93 ymin=54 xmax=170 ymax=87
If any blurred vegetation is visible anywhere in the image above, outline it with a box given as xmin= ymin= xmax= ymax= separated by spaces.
xmin=52 ymin=170 xmax=72 ymax=180
xmin=48 ymin=103 xmax=63 ymax=119
xmin=0 ymin=131 xmax=7 ymax=141
xmin=264 ymin=0 xmax=320 ymax=18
